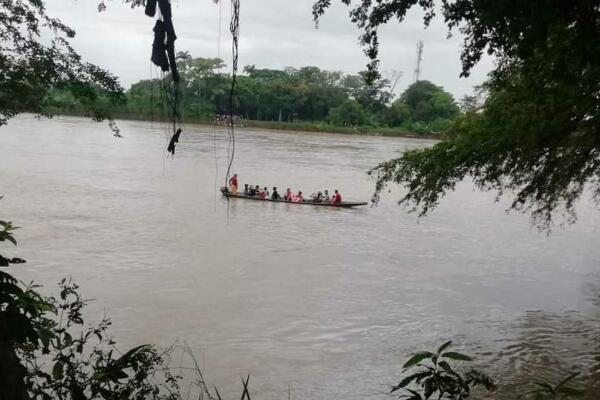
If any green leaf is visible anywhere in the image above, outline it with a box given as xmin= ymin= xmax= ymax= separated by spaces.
xmin=39 ymin=329 xmax=53 ymax=350
xmin=438 ymin=361 xmax=457 ymax=376
xmin=63 ymin=331 xmax=72 ymax=346
xmin=402 ymin=389 xmax=422 ymax=400
xmin=391 ymin=372 xmax=431 ymax=392
xmin=423 ymin=378 xmax=434 ymax=399
xmin=5 ymin=234 xmax=17 ymax=246
xmin=437 ymin=341 xmax=452 ymax=354
xmin=441 ymin=352 xmax=473 ymax=361
xmin=97 ymin=387 xmax=113 ymax=400
xmin=114 ymin=344 xmax=149 ymax=367
xmin=52 ymin=360 xmax=64 ymax=380
xmin=403 ymin=352 xmax=434 ymax=369
xmin=110 ymin=369 xmax=129 ymax=381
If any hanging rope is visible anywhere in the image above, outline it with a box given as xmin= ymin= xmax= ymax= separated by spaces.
xmin=217 ymin=0 xmax=223 ymax=64
xmin=213 ymin=0 xmax=223 ymax=210
xmin=224 ymin=0 xmax=240 ymax=187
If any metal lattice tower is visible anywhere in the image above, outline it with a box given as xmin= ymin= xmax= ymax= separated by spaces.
xmin=414 ymin=40 xmax=424 ymax=82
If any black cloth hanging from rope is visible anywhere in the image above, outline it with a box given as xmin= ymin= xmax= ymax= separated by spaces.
xmin=151 ymin=20 xmax=169 ymax=71
xmin=145 ymin=0 xmax=157 ymax=17
xmin=167 ymin=128 xmax=182 ymax=155
xmin=148 ymin=0 xmax=180 ymax=82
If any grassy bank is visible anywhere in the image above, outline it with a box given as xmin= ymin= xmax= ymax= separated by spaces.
xmin=105 ymin=112 xmax=439 ymax=139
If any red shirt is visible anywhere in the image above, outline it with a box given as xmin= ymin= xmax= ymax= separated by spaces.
xmin=334 ymin=193 xmax=342 ymax=203
xmin=229 ymin=176 xmax=238 ymax=186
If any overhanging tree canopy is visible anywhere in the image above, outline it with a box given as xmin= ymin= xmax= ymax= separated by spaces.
xmin=314 ymin=0 xmax=600 ymax=228
xmin=0 ymin=0 xmax=125 ymax=127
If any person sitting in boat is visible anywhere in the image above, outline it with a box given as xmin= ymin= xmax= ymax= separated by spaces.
xmin=271 ymin=187 xmax=280 ymax=200
xmin=323 ymin=190 xmax=330 ymax=202
xmin=330 ymin=189 xmax=342 ymax=204
xmin=312 ymin=191 xmax=323 ymax=202
xmin=243 ymin=184 xmax=249 ymax=196
xmin=294 ymin=191 xmax=304 ymax=203
xmin=284 ymin=188 xmax=293 ymax=201
xmin=259 ymin=187 xmax=269 ymax=199
xmin=229 ymin=173 xmax=238 ymax=193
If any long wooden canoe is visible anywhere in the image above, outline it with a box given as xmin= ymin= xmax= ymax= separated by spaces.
xmin=220 ymin=187 xmax=368 ymax=208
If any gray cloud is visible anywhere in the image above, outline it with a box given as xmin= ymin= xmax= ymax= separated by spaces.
xmin=46 ymin=0 xmax=493 ymax=99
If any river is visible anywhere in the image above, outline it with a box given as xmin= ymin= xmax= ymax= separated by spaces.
xmin=1 ymin=115 xmax=599 ymax=399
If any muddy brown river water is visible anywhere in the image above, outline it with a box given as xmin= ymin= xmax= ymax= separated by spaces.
xmin=1 ymin=115 xmax=599 ymax=398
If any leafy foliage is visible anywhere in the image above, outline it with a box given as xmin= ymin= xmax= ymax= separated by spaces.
xmin=316 ymin=0 xmax=600 ymax=227
xmin=327 ymin=100 xmax=370 ymax=126
xmin=529 ymin=372 xmax=585 ymax=400
xmin=0 ymin=205 xmax=53 ymax=351
xmin=383 ymin=80 xmax=459 ymax=133
xmin=50 ymin=53 xmax=458 ymax=134
xmin=1 ymin=203 xmax=263 ymax=400
xmin=19 ymin=279 xmax=181 ymax=400
xmin=398 ymin=81 xmax=459 ymax=123
xmin=0 ymin=219 xmax=25 ymax=267
xmin=122 ymin=58 xmax=391 ymax=124
xmin=391 ymin=341 xmax=496 ymax=399
xmin=0 ymin=0 xmax=125 ymax=127
xmin=1 ymin=203 xmax=180 ymax=399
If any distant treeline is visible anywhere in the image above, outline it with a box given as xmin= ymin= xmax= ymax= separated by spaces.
xmin=47 ymin=54 xmax=464 ymax=135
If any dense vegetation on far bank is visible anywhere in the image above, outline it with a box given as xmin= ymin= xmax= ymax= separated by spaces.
xmin=45 ymin=54 xmax=465 ymax=138
xmin=60 ymin=110 xmax=425 ymax=138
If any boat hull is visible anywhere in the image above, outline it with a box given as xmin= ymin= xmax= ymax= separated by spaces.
xmin=220 ymin=188 xmax=367 ymax=208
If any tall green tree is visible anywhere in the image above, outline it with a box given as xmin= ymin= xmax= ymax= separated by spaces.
xmin=327 ymin=99 xmax=369 ymax=126
xmin=399 ymin=81 xmax=459 ymax=123
xmin=314 ymin=0 xmax=600 ymax=228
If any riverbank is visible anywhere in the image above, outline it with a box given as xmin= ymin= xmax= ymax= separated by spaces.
xmin=106 ymin=112 xmax=440 ymax=139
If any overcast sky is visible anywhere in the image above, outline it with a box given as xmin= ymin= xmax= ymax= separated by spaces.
xmin=45 ymin=0 xmax=494 ymax=100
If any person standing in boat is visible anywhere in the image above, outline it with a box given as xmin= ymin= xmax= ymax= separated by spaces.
xmin=243 ymin=184 xmax=249 ymax=196
xmin=229 ymin=174 xmax=238 ymax=193
xmin=330 ymin=189 xmax=342 ymax=204
xmin=272 ymin=187 xmax=281 ymax=200
xmin=295 ymin=191 xmax=304 ymax=203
